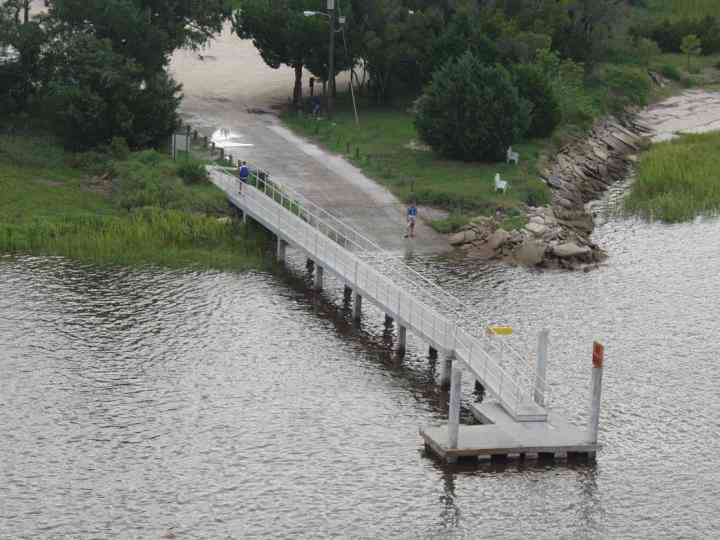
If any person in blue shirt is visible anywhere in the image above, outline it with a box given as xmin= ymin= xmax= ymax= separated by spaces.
xmin=238 ymin=161 xmax=249 ymax=195
xmin=405 ymin=201 xmax=417 ymax=238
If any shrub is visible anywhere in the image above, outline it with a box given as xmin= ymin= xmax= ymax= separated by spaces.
xmin=658 ymin=63 xmax=682 ymax=81
xmin=535 ymin=48 xmax=597 ymax=127
xmin=69 ymin=150 xmax=112 ymax=175
xmin=176 ymin=160 xmax=208 ymax=184
xmin=107 ymin=137 xmax=130 ymax=161
xmin=135 ymin=150 xmax=163 ymax=166
xmin=595 ymin=64 xmax=652 ymax=113
xmin=415 ymin=52 xmax=531 ymax=162
xmin=512 ymin=63 xmax=561 ymax=138
xmin=518 ymin=178 xmax=550 ymax=207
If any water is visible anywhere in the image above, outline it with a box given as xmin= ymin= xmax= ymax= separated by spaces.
xmin=2 ymin=191 xmax=720 ymax=538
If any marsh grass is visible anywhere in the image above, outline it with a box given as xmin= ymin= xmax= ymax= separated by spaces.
xmin=625 ymin=132 xmax=720 ymax=222
xmin=0 ymin=133 xmax=270 ymax=269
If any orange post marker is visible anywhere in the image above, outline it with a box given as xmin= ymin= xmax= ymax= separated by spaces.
xmin=592 ymin=342 xmax=604 ymax=368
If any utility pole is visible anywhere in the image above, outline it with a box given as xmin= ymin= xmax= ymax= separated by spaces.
xmin=327 ymin=0 xmax=335 ymax=120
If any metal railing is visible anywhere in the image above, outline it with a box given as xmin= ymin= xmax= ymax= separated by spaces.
xmin=210 ymin=166 xmax=549 ymax=419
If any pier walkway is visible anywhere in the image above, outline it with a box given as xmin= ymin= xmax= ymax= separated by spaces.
xmin=209 ymin=166 xmax=601 ymax=463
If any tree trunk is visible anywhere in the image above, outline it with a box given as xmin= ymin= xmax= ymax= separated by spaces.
xmin=23 ymin=0 xmax=30 ymax=24
xmin=293 ymin=63 xmax=303 ymax=106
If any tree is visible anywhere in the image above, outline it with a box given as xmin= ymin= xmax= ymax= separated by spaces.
xmin=233 ymin=0 xmax=328 ymax=105
xmin=0 ymin=3 xmax=46 ymax=113
xmin=46 ymin=0 xmax=232 ymax=74
xmin=680 ymin=34 xmax=702 ymax=71
xmin=414 ymin=52 xmax=531 ymax=162
xmin=636 ymin=37 xmax=660 ymax=68
xmin=512 ymin=63 xmax=560 ymax=138
xmin=41 ymin=32 xmax=180 ymax=149
xmin=552 ymin=0 xmax=626 ymax=65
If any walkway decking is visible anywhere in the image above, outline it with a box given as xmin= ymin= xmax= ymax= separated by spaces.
xmin=208 ymin=166 xmax=602 ymax=463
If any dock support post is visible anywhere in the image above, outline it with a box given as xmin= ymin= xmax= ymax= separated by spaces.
xmin=398 ymin=325 xmax=407 ymax=354
xmin=588 ymin=342 xmax=604 ymax=453
xmin=314 ymin=265 xmax=324 ymax=290
xmin=384 ymin=314 xmax=394 ymax=327
xmin=306 ymin=259 xmax=315 ymax=272
xmin=276 ymin=238 xmax=287 ymax=262
xmin=428 ymin=346 xmax=438 ymax=360
xmin=447 ymin=365 xmax=463 ymax=463
xmin=534 ymin=329 xmax=549 ymax=405
xmin=343 ymin=285 xmax=352 ymax=302
xmin=353 ymin=293 xmax=362 ymax=321
xmin=439 ymin=354 xmax=453 ymax=387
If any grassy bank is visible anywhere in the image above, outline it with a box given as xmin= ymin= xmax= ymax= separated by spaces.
xmin=283 ymin=95 xmax=550 ymax=232
xmin=625 ymin=132 xmax=720 ymax=222
xmin=0 ymin=132 xmax=270 ymax=269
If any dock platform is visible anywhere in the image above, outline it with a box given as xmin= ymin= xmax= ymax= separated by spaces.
xmin=420 ymin=400 xmax=599 ymax=462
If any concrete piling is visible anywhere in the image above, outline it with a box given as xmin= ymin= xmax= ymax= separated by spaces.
xmin=428 ymin=346 xmax=438 ymax=360
xmin=439 ymin=354 xmax=453 ymax=387
xmin=384 ymin=314 xmax=394 ymax=327
xmin=398 ymin=325 xmax=407 ymax=354
xmin=314 ymin=265 xmax=324 ymax=290
xmin=447 ymin=365 xmax=463 ymax=462
xmin=276 ymin=238 xmax=287 ymax=262
xmin=353 ymin=293 xmax=362 ymax=321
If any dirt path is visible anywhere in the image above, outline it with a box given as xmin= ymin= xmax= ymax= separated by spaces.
xmin=169 ymin=25 xmax=449 ymax=254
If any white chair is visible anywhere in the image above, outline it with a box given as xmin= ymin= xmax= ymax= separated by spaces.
xmin=495 ymin=173 xmax=509 ymax=193
xmin=507 ymin=146 xmax=520 ymax=165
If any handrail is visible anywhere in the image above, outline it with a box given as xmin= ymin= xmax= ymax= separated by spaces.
xmin=212 ymin=165 xmax=548 ymax=416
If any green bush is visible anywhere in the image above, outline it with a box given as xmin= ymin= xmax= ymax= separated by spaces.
xmin=431 ymin=213 xmax=471 ymax=234
xmin=176 ymin=160 xmax=208 ymax=184
xmin=69 ymin=150 xmax=112 ymax=175
xmin=415 ymin=52 xmax=531 ymax=161
xmin=106 ymin=137 xmax=130 ymax=160
xmin=535 ymin=48 xmax=597 ymax=127
xmin=595 ymin=64 xmax=652 ymax=113
xmin=512 ymin=63 xmax=561 ymax=138
xmin=518 ymin=178 xmax=550 ymax=207
xmin=658 ymin=63 xmax=682 ymax=80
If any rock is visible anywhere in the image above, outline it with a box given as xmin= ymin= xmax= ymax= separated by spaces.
xmin=449 ymin=231 xmax=466 ymax=246
xmin=216 ymin=217 xmax=232 ymax=224
xmin=514 ymin=239 xmax=546 ymax=266
xmin=449 ymin=230 xmax=477 ymax=246
xmin=486 ymin=229 xmax=511 ymax=251
xmin=529 ymin=216 xmax=545 ymax=225
xmin=525 ymin=222 xmax=547 ymax=237
xmin=552 ymin=242 xmax=592 ymax=258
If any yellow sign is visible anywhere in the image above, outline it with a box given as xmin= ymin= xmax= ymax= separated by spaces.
xmin=488 ymin=325 xmax=513 ymax=335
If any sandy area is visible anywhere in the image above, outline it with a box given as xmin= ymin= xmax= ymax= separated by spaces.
xmin=640 ymin=89 xmax=720 ymax=142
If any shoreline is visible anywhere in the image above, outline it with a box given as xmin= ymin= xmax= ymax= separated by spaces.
xmin=444 ymin=89 xmax=720 ymax=269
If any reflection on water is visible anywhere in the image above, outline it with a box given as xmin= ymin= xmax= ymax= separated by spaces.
xmin=2 ymin=190 xmax=720 ymax=538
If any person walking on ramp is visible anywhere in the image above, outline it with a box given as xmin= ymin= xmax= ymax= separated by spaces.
xmin=238 ymin=161 xmax=249 ymax=195
xmin=405 ymin=201 xmax=417 ymax=238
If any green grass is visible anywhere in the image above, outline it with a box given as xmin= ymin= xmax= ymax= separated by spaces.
xmin=0 ymin=132 xmax=270 ymax=269
xmin=283 ymin=95 xmax=551 ymax=227
xmin=625 ymin=132 xmax=720 ymax=222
